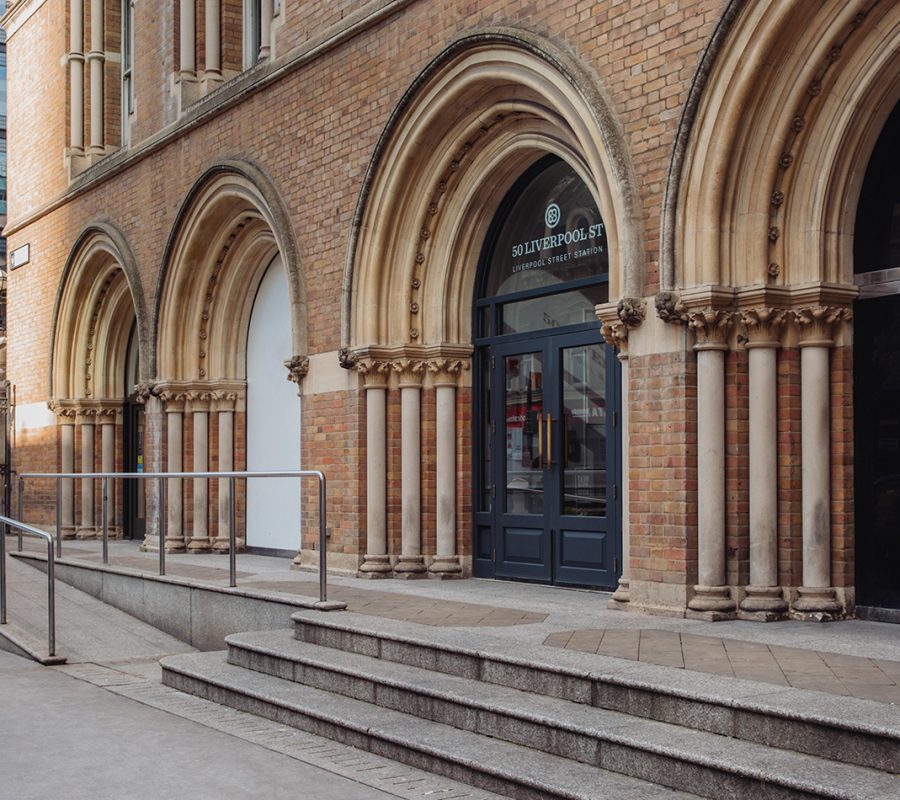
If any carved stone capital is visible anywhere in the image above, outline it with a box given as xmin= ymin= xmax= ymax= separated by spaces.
xmin=617 ymin=296 xmax=646 ymax=328
xmin=48 ymin=399 xmax=78 ymax=420
xmin=599 ymin=319 xmax=629 ymax=351
xmin=338 ymin=347 xmax=358 ymax=370
xmin=391 ymin=358 xmax=426 ymax=387
xmin=792 ymin=306 xmax=851 ymax=347
xmin=356 ymin=359 xmax=392 ymax=389
xmin=740 ymin=307 xmax=786 ymax=347
xmin=284 ymin=355 xmax=310 ymax=396
xmin=655 ymin=291 xmax=688 ymax=324
xmin=687 ymin=308 xmax=733 ymax=349
xmin=157 ymin=388 xmax=190 ymax=413
xmin=132 ymin=382 xmax=154 ymax=404
xmin=426 ymin=358 xmax=466 ymax=386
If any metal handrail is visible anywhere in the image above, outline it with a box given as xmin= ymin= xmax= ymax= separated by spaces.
xmin=17 ymin=470 xmax=336 ymax=606
xmin=0 ymin=513 xmax=57 ymax=656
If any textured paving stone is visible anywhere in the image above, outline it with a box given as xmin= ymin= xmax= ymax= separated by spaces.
xmin=543 ymin=629 xmax=900 ymax=704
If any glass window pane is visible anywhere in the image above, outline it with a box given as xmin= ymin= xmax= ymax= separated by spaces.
xmin=504 ymin=352 xmax=544 ymax=514
xmin=501 ymin=283 xmax=608 ymax=335
xmin=482 ymin=158 xmax=609 ymax=299
xmin=561 ymin=345 xmax=606 ymax=516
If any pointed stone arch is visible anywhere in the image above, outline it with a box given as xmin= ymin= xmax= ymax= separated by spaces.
xmin=344 ymin=28 xmax=645 ymax=352
xmin=155 ymin=160 xmax=305 ymax=382
xmin=668 ymin=0 xmax=900 ymax=290
xmin=50 ymin=223 xmax=148 ymax=402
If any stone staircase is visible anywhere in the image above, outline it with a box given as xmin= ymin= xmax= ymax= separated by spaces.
xmin=161 ymin=609 xmax=900 ymax=800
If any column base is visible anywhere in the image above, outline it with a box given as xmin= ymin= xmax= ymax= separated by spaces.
xmin=165 ymin=537 xmax=187 ymax=553
xmin=686 ymin=585 xmax=737 ymax=620
xmin=212 ymin=537 xmax=244 ymax=553
xmin=738 ymin=586 xmax=788 ymax=621
xmin=75 ymin=527 xmax=98 ymax=540
xmin=358 ymin=554 xmax=393 ymax=578
xmin=790 ymin=586 xmax=843 ymax=621
xmin=61 ymin=527 xmax=78 ymax=541
xmin=428 ymin=556 xmax=462 ymax=579
xmin=187 ymin=537 xmax=212 ymax=553
xmin=608 ymin=578 xmax=631 ymax=609
xmin=393 ymin=555 xmax=427 ymax=579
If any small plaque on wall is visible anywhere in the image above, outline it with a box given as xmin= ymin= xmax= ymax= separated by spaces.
xmin=9 ymin=243 xmax=29 ymax=270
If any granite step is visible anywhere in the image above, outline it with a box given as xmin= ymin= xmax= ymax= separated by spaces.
xmin=225 ymin=628 xmax=897 ymax=800
xmin=161 ymin=650 xmax=701 ymax=800
xmin=290 ymin=609 xmax=900 ymax=774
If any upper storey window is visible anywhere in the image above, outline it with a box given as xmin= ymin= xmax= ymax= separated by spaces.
xmin=176 ymin=0 xmax=275 ymax=114
xmin=121 ymin=0 xmax=134 ymax=146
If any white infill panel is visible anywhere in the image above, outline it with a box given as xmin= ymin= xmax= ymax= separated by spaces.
xmin=246 ymin=255 xmax=301 ymax=551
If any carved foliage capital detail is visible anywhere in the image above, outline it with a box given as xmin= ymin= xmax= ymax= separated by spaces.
xmin=687 ymin=308 xmax=733 ymax=346
xmin=426 ymin=358 xmax=468 ymax=384
xmin=390 ymin=358 xmax=426 ymax=384
xmin=792 ymin=305 xmax=852 ymax=344
xmin=284 ymin=355 xmax=310 ymax=397
xmin=740 ymin=307 xmax=786 ymax=344
xmin=355 ymin=359 xmax=391 ymax=387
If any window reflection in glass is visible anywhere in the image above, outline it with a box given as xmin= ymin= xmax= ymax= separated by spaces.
xmin=505 ymin=352 xmax=544 ymax=514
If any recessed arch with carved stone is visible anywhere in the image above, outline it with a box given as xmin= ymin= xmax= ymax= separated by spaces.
xmin=344 ymin=29 xmax=645 ymax=351
xmin=50 ymin=224 xmax=148 ymax=403
xmin=155 ymin=161 xmax=305 ymax=382
xmin=668 ymin=0 xmax=900 ymax=290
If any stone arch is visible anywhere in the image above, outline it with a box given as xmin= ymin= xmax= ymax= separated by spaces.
xmin=50 ymin=223 xmax=148 ymax=401
xmin=344 ymin=29 xmax=645 ymax=351
xmin=155 ymin=160 xmax=305 ymax=381
xmin=669 ymin=0 xmax=900 ymax=290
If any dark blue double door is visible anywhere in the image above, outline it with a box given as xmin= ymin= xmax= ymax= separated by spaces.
xmin=474 ymin=330 xmax=621 ymax=589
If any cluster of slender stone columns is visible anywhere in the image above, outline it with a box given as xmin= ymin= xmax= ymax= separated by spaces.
xmin=67 ymin=0 xmax=106 ymax=164
xmin=357 ymin=353 xmax=467 ymax=578
xmin=52 ymin=403 xmax=120 ymax=538
xmin=677 ymin=301 xmax=850 ymax=620
xmin=159 ymin=386 xmax=239 ymax=553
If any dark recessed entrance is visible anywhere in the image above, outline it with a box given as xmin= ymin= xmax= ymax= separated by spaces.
xmin=123 ymin=323 xmax=145 ymax=541
xmin=473 ymin=156 xmax=621 ymax=589
xmin=853 ymin=100 xmax=900 ymax=615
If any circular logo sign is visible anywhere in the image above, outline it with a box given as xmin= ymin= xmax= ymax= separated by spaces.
xmin=544 ymin=203 xmax=561 ymax=229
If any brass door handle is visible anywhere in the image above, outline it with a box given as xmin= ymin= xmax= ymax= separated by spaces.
xmin=546 ymin=414 xmax=554 ymax=467
xmin=537 ymin=413 xmax=543 ymax=464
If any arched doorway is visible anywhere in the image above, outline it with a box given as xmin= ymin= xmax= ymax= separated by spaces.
xmin=246 ymin=255 xmax=301 ymax=552
xmin=472 ymin=156 xmax=621 ymax=588
xmin=854 ymin=100 xmax=900 ymax=615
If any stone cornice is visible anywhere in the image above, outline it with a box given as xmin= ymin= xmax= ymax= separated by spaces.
xmin=1 ymin=0 xmax=47 ymax=39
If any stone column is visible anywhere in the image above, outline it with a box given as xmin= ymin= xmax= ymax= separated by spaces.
xmin=792 ymin=306 xmax=847 ymax=616
xmin=87 ymin=0 xmax=105 ymax=157
xmin=203 ymin=0 xmax=222 ymax=86
xmin=163 ymin=393 xmax=186 ymax=552
xmin=68 ymin=0 xmax=85 ymax=156
xmin=740 ymin=309 xmax=788 ymax=618
xmin=428 ymin=359 xmax=465 ymax=577
xmin=179 ymin=0 xmax=196 ymax=80
xmin=58 ymin=411 xmax=77 ymax=538
xmin=687 ymin=309 xmax=736 ymax=617
xmin=76 ymin=410 xmax=97 ymax=538
xmin=100 ymin=411 xmax=119 ymax=538
xmin=136 ymin=385 xmax=163 ymax=551
xmin=188 ymin=394 xmax=211 ymax=552
xmin=598 ymin=298 xmax=646 ymax=608
xmin=213 ymin=394 xmax=236 ymax=552
xmin=358 ymin=360 xmax=392 ymax=576
xmin=259 ymin=0 xmax=273 ymax=60
xmin=393 ymin=358 xmax=426 ymax=577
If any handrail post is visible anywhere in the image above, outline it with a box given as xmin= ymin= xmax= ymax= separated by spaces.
xmin=101 ymin=476 xmax=109 ymax=565
xmin=319 ymin=472 xmax=327 ymax=604
xmin=46 ymin=534 xmax=56 ymax=657
xmin=228 ymin=476 xmax=236 ymax=588
xmin=0 ymin=514 xmax=6 ymax=624
xmin=16 ymin=477 xmax=23 ymax=552
xmin=158 ymin=476 xmax=166 ymax=576
xmin=55 ymin=479 xmax=62 ymax=558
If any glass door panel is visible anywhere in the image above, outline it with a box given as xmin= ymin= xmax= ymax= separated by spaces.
xmin=504 ymin=352 xmax=544 ymax=515
xmin=561 ymin=344 xmax=607 ymax=517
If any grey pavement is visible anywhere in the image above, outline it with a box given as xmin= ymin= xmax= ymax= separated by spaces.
xmin=0 ymin=649 xmax=401 ymax=800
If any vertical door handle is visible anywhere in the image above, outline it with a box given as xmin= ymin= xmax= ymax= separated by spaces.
xmin=537 ymin=413 xmax=543 ymax=464
xmin=546 ymin=414 xmax=554 ymax=467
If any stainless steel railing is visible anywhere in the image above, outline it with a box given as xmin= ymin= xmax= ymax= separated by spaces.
xmin=17 ymin=470 xmax=338 ymax=606
xmin=0 ymin=513 xmax=57 ymax=657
